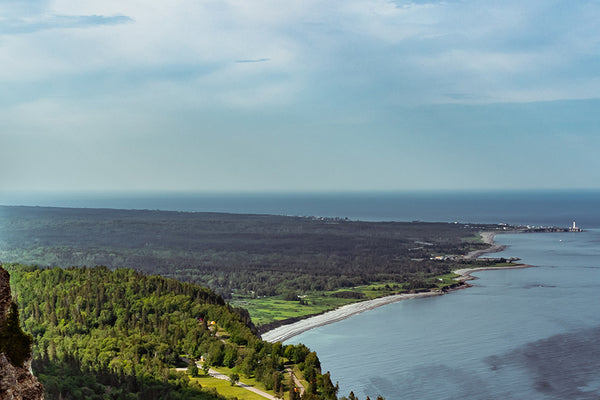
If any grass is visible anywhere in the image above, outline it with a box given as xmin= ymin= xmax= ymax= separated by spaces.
xmin=211 ymin=366 xmax=281 ymax=396
xmin=231 ymin=283 xmax=414 ymax=327
xmin=192 ymin=375 xmax=267 ymax=400
xmin=188 ymin=364 xmax=282 ymax=400
xmin=232 ymin=296 xmax=356 ymax=327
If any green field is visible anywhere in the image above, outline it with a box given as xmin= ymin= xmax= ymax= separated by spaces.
xmin=232 ymin=282 xmax=421 ymax=327
xmin=192 ymin=375 xmax=268 ymax=400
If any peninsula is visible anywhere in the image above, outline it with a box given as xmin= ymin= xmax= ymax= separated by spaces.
xmin=262 ymin=230 xmax=531 ymax=342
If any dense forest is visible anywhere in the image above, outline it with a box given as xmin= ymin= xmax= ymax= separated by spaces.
xmin=6 ymin=263 xmax=345 ymax=400
xmin=0 ymin=206 xmax=507 ymax=399
xmin=0 ymin=206 xmax=502 ymax=299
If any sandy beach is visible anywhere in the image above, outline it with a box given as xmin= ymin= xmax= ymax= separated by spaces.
xmin=261 ymin=291 xmax=442 ymax=343
xmin=262 ymin=231 xmax=528 ymax=343
xmin=463 ymin=231 xmax=505 ymax=259
xmin=453 ymin=263 xmax=533 ymax=282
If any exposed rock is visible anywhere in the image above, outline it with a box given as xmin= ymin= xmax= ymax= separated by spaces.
xmin=0 ymin=353 xmax=44 ymax=400
xmin=0 ymin=265 xmax=44 ymax=400
xmin=0 ymin=267 xmax=11 ymax=330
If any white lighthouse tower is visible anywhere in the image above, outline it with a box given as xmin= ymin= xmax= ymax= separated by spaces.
xmin=569 ymin=221 xmax=582 ymax=232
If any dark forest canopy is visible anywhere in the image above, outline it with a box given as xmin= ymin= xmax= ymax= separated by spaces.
xmin=0 ymin=206 xmax=502 ymax=299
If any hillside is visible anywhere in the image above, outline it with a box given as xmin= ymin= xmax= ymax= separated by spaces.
xmin=0 ymin=265 xmax=44 ymax=400
xmin=5 ymin=264 xmax=340 ymax=400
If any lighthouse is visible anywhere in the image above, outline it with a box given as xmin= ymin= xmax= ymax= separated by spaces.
xmin=569 ymin=221 xmax=583 ymax=232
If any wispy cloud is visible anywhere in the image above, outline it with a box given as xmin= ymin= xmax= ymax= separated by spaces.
xmin=0 ymin=14 xmax=132 ymax=35
xmin=235 ymin=58 xmax=271 ymax=63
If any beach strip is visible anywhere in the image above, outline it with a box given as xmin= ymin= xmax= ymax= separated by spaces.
xmin=261 ymin=291 xmax=441 ymax=343
xmin=453 ymin=264 xmax=533 ymax=282
xmin=463 ymin=231 xmax=505 ymax=259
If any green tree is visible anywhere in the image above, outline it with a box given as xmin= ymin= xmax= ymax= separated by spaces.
xmin=289 ymin=385 xmax=299 ymax=400
xmin=202 ymin=361 xmax=210 ymax=376
xmin=188 ymin=358 xmax=199 ymax=377
xmin=223 ymin=345 xmax=238 ymax=368
xmin=229 ymin=372 xmax=239 ymax=386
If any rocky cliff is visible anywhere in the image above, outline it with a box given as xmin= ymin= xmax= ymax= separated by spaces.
xmin=0 ymin=265 xmax=44 ymax=400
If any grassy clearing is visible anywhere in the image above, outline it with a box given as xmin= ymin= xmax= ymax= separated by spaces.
xmin=192 ymin=375 xmax=267 ymax=400
xmin=430 ymin=273 xmax=460 ymax=288
xmin=189 ymin=364 xmax=282 ymax=399
xmin=211 ymin=366 xmax=277 ymax=395
xmin=463 ymin=233 xmax=486 ymax=243
xmin=232 ymin=283 xmax=413 ymax=327
xmin=232 ymin=295 xmax=356 ymax=327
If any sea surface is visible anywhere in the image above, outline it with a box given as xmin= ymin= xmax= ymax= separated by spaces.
xmin=287 ymin=231 xmax=600 ymax=399
xmin=2 ymin=190 xmax=600 ymax=399
xmin=2 ymin=189 xmax=600 ymax=227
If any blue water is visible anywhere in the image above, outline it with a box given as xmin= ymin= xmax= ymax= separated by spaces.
xmin=2 ymin=190 xmax=600 ymax=227
xmin=286 ymin=231 xmax=600 ymax=399
xmin=2 ymin=190 xmax=599 ymax=399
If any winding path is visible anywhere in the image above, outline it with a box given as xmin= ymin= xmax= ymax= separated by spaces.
xmin=287 ymin=367 xmax=305 ymax=396
xmin=176 ymin=364 xmax=280 ymax=400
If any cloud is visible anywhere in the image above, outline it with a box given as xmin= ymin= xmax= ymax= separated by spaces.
xmin=0 ymin=14 xmax=132 ymax=35
xmin=3 ymin=0 xmax=600 ymax=106
xmin=235 ymin=58 xmax=271 ymax=63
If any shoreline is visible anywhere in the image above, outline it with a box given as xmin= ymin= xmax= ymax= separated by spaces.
xmin=453 ymin=263 xmax=533 ymax=282
xmin=463 ymin=231 xmax=506 ymax=259
xmin=261 ymin=230 xmax=528 ymax=343
xmin=261 ymin=291 xmax=442 ymax=343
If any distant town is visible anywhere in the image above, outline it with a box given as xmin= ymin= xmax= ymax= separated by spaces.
xmin=522 ymin=221 xmax=584 ymax=233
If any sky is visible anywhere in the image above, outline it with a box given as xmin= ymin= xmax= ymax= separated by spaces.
xmin=1 ymin=0 xmax=600 ymax=193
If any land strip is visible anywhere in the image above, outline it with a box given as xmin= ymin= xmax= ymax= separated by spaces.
xmin=453 ymin=264 xmax=534 ymax=282
xmin=463 ymin=231 xmax=505 ymax=259
xmin=262 ymin=231 xmax=531 ymax=342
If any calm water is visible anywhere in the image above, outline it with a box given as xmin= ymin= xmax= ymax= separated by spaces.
xmin=3 ymin=190 xmax=600 ymax=398
xmin=287 ymin=230 xmax=600 ymax=399
xmin=2 ymin=190 xmax=600 ymax=227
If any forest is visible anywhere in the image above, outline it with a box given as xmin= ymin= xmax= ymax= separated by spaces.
xmin=0 ymin=205 xmax=503 ymax=302
xmin=0 ymin=206 xmax=510 ymax=399
xmin=5 ymin=264 xmax=344 ymax=400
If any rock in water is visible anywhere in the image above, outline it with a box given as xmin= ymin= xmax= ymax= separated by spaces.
xmin=0 ymin=265 xmax=44 ymax=400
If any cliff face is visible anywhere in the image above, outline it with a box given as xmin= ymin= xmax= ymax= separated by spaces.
xmin=0 ymin=266 xmax=44 ymax=400
xmin=0 ymin=268 xmax=11 ymax=329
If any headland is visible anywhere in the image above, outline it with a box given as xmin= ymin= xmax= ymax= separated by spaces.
xmin=262 ymin=230 xmax=529 ymax=342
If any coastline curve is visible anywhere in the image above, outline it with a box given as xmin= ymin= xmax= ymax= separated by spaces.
xmin=261 ymin=291 xmax=441 ymax=343
xmin=261 ymin=230 xmax=529 ymax=343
